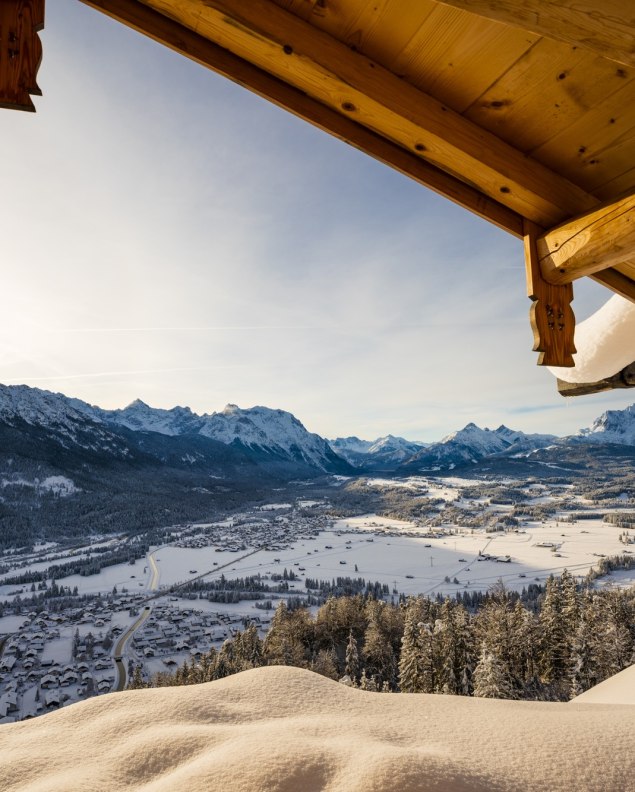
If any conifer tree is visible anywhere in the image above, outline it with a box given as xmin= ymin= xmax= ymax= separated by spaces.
xmin=128 ymin=665 xmax=146 ymax=690
xmin=399 ymin=610 xmax=424 ymax=693
xmin=311 ymin=648 xmax=339 ymax=680
xmin=363 ymin=617 xmax=394 ymax=688
xmin=345 ymin=630 xmax=360 ymax=683
xmin=473 ymin=647 xmax=515 ymax=699
xmin=359 ymin=671 xmax=377 ymax=691
xmin=539 ymin=576 xmax=567 ymax=684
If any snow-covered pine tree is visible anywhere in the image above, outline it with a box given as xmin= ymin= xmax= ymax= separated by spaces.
xmin=128 ymin=664 xmax=147 ymax=689
xmin=345 ymin=629 xmax=360 ymax=683
xmin=359 ymin=670 xmax=378 ymax=691
xmin=539 ymin=576 xmax=567 ymax=684
xmin=473 ymin=647 xmax=515 ymax=699
xmin=362 ymin=616 xmax=394 ymax=688
xmin=399 ymin=609 xmax=424 ymax=693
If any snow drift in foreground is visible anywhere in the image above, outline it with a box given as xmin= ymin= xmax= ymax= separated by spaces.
xmin=549 ymin=295 xmax=635 ymax=383
xmin=570 ymin=663 xmax=635 ymax=706
xmin=0 ymin=666 xmax=633 ymax=792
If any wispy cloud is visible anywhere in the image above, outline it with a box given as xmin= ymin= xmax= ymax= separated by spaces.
xmin=0 ymin=0 xmax=631 ymax=438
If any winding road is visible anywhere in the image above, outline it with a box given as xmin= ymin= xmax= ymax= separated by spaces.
xmin=113 ymin=551 xmax=160 ymax=691
xmin=112 ymin=548 xmax=261 ymax=690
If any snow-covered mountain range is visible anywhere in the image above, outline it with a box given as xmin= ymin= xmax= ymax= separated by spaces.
xmin=329 ymin=435 xmax=427 ymax=470
xmin=577 ymin=404 xmax=635 ymax=445
xmin=399 ymin=423 xmax=558 ymax=472
xmin=2 ymin=384 xmax=635 ymax=478
xmin=0 ymin=385 xmax=348 ymax=474
xmin=1 ymin=384 xmax=635 ymax=546
xmin=74 ymin=398 xmax=343 ymax=472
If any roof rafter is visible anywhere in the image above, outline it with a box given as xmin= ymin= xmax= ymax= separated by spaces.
xmin=80 ymin=0 xmax=635 ymax=362
xmin=80 ymin=0 xmax=525 ymax=236
xmin=433 ymin=0 xmax=635 ymax=68
xmin=124 ymin=0 xmax=599 ymax=227
xmin=591 ymin=269 xmax=635 ymax=304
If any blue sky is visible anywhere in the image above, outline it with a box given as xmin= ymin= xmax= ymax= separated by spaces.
xmin=1 ymin=0 xmax=633 ymax=441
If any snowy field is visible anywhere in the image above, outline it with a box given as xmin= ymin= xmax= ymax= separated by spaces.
xmin=209 ymin=517 xmax=629 ymax=597
xmin=1 ymin=513 xmax=629 ymax=605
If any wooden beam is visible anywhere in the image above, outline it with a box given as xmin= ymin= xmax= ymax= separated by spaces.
xmin=557 ymin=362 xmax=635 ymax=396
xmin=130 ymin=0 xmax=599 ymax=228
xmin=432 ymin=0 xmax=635 ymax=69
xmin=0 ymin=0 xmax=44 ymax=112
xmin=524 ymin=220 xmax=576 ymax=367
xmin=537 ymin=192 xmax=635 ymax=285
xmin=591 ymin=268 xmax=635 ymax=304
xmin=79 ymin=0 xmax=525 ymax=237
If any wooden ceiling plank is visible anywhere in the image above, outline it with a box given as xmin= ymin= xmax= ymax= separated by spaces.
xmin=333 ymin=0 xmax=438 ymax=67
xmin=594 ymin=165 xmax=635 ymax=202
xmin=269 ymin=0 xmax=380 ymax=42
xmin=395 ymin=11 xmax=538 ymax=114
xmin=432 ymin=0 xmax=635 ymax=68
xmin=138 ymin=0 xmax=598 ymax=227
xmin=466 ymin=39 xmax=633 ymax=155
xmin=79 ymin=0 xmax=524 ymax=237
xmin=538 ymin=192 xmax=635 ymax=285
xmin=615 ymin=261 xmax=635 ymax=282
xmin=530 ymin=82 xmax=635 ymax=195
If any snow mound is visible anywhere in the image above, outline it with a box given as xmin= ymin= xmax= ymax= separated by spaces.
xmin=570 ymin=663 xmax=635 ymax=705
xmin=549 ymin=295 xmax=635 ymax=383
xmin=0 ymin=666 xmax=633 ymax=792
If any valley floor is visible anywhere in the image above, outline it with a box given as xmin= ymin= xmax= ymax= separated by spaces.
xmin=1 ymin=474 xmax=634 ymax=722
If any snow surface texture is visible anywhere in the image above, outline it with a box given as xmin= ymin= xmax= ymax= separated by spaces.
xmin=549 ymin=295 xmax=635 ymax=383
xmin=571 ymin=663 xmax=635 ymax=706
xmin=0 ymin=666 xmax=633 ymax=792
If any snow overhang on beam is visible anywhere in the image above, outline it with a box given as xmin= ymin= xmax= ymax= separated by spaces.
xmin=0 ymin=0 xmax=44 ymax=112
xmin=549 ymin=296 xmax=635 ymax=395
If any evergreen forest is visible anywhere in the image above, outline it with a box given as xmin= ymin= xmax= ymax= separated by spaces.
xmin=130 ymin=570 xmax=635 ymax=701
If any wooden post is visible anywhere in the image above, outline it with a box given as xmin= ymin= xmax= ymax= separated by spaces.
xmin=0 ymin=0 xmax=45 ymax=112
xmin=524 ymin=220 xmax=576 ymax=366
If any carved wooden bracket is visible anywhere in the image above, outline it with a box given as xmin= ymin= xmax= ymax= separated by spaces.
xmin=0 ymin=0 xmax=45 ymax=112
xmin=524 ymin=220 xmax=576 ymax=366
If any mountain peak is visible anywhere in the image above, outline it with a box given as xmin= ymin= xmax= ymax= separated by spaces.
xmin=125 ymin=398 xmax=149 ymax=410
xmin=579 ymin=403 xmax=635 ymax=444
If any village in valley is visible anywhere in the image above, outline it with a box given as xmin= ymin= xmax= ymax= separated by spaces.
xmin=1 ymin=473 xmax=633 ymax=722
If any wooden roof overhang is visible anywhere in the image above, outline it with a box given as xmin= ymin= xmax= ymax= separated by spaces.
xmin=5 ymin=0 xmax=635 ymax=389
